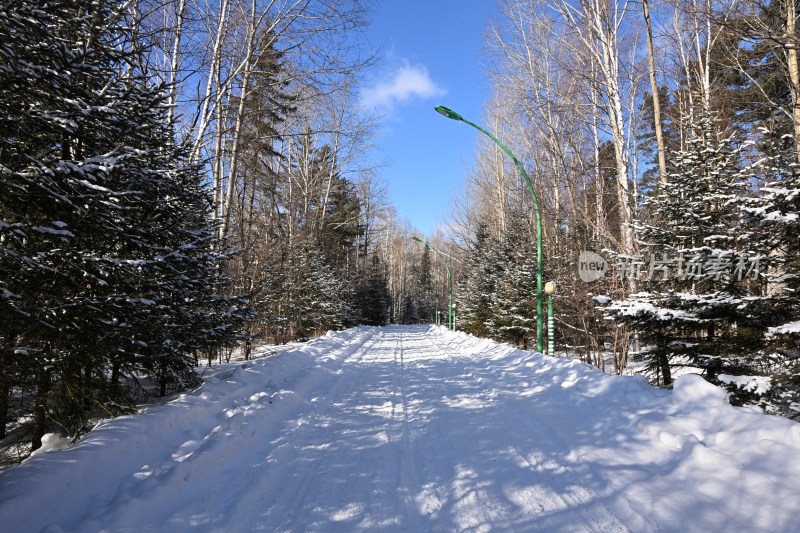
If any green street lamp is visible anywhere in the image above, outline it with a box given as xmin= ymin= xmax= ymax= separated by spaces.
xmin=434 ymin=105 xmax=545 ymax=352
xmin=411 ymin=236 xmax=453 ymax=330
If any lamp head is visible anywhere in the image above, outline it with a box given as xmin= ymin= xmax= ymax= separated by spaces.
xmin=544 ymin=281 xmax=556 ymax=295
xmin=434 ymin=105 xmax=463 ymax=121
xmin=411 ymin=236 xmax=423 ymax=243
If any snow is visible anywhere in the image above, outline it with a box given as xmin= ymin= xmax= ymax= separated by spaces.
xmin=605 ymin=296 xmax=699 ymax=322
xmin=718 ymin=374 xmax=772 ymax=395
xmin=128 ymin=297 xmax=156 ymax=305
xmin=2 ymin=325 xmax=800 ymax=532
xmin=31 ymin=225 xmax=75 ymax=238
xmin=28 ymin=433 xmax=72 ymax=456
xmin=768 ymin=319 xmax=800 ymax=336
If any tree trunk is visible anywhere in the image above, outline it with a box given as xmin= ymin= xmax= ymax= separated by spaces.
xmin=166 ymin=0 xmax=187 ymax=126
xmin=591 ymin=101 xmax=606 ymax=245
xmin=0 ymin=376 xmax=7 ymax=440
xmin=31 ymin=367 xmax=51 ymax=452
xmin=659 ymin=352 xmax=672 ymax=385
xmin=643 ymin=0 xmax=668 ymax=185
xmin=83 ymin=363 xmax=92 ymax=411
xmin=605 ymin=67 xmax=635 ymax=256
xmin=0 ymin=335 xmax=13 ymax=439
xmin=191 ymin=0 xmax=230 ymax=163
xmin=111 ymin=360 xmax=120 ymax=391
xmin=787 ymin=0 xmax=800 ymax=165
xmin=159 ymin=360 xmax=167 ymax=398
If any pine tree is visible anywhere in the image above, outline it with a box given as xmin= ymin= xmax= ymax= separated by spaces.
xmin=605 ymin=113 xmax=773 ymax=387
xmin=353 ymin=255 xmax=391 ymax=326
xmin=414 ymin=247 xmax=435 ymax=323
xmin=319 ymin=168 xmax=362 ymax=268
xmin=456 ymin=224 xmax=499 ymax=338
xmin=713 ymin=0 xmax=797 ymax=164
xmin=262 ymin=241 xmax=351 ymax=341
xmin=490 ymin=222 xmax=537 ymax=348
xmin=0 ymin=0 xmax=247 ymax=450
xmin=740 ymin=132 xmax=800 ymax=417
xmin=397 ymin=292 xmax=417 ymax=325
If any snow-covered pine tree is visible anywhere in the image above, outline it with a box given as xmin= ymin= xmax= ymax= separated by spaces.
xmin=0 ymin=0 xmax=247 ymax=450
xmin=0 ymin=0 xmax=85 ymax=445
xmin=605 ymin=112 xmax=772 ymax=388
xmin=265 ymin=241 xmax=351 ymax=340
xmin=353 ymin=255 xmax=391 ymax=326
xmin=490 ymin=220 xmax=537 ymax=349
xmin=456 ymin=224 xmax=500 ymax=338
xmin=456 ymin=219 xmax=537 ymax=346
xmin=413 ymin=247 xmax=435 ymax=323
xmin=740 ymin=131 xmax=800 ymax=418
xmin=253 ymin=248 xmax=290 ymax=344
xmin=397 ymin=291 xmax=419 ymax=325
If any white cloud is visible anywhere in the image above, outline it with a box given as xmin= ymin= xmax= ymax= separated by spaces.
xmin=360 ymin=63 xmax=446 ymax=111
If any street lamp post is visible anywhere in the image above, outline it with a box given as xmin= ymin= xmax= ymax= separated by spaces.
xmin=544 ymin=281 xmax=556 ymax=355
xmin=411 ymin=236 xmax=453 ymax=330
xmin=434 ymin=105 xmax=545 ymax=352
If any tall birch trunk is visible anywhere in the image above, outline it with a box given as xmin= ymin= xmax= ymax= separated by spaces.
xmin=166 ymin=0 xmax=187 ymax=126
xmin=787 ymin=0 xmax=800 ymax=165
xmin=552 ymin=0 xmax=636 ymax=260
xmin=643 ymin=0 xmax=668 ymax=185
xmin=191 ymin=0 xmax=230 ymax=163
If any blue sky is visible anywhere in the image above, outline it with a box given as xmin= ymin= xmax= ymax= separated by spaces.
xmin=361 ymin=1 xmax=501 ymax=236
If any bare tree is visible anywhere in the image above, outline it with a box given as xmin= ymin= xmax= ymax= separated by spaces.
xmin=550 ymin=0 xmax=638 ymax=259
xmin=643 ymin=0 xmax=669 ymax=184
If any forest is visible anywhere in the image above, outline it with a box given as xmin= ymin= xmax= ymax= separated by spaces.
xmin=1 ymin=0 xmax=799 ymax=463
xmin=450 ymin=0 xmax=800 ymax=421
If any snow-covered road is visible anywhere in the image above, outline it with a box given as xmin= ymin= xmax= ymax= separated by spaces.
xmin=2 ymin=325 xmax=800 ymax=532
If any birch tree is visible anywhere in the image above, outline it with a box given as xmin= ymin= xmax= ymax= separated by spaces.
xmin=643 ymin=0 xmax=670 ymax=184
xmin=550 ymin=0 xmax=638 ymax=259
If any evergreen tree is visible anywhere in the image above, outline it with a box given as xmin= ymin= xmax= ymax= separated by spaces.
xmin=0 ymin=0 xmax=247 ymax=450
xmin=260 ymin=241 xmax=351 ymax=341
xmin=283 ymin=243 xmax=348 ymax=339
xmin=456 ymin=224 xmax=498 ymax=338
xmin=740 ymin=132 xmax=800 ymax=417
xmin=605 ymin=113 xmax=781 ymax=390
xmin=397 ymin=292 xmax=418 ymax=325
xmin=490 ymin=222 xmax=537 ymax=348
xmin=713 ymin=0 xmax=796 ymax=163
xmin=319 ymin=168 xmax=362 ymax=267
xmin=231 ymin=26 xmax=296 ymax=184
xmin=255 ymin=248 xmax=291 ymax=343
xmin=413 ymin=247 xmax=435 ymax=323
xmin=455 ymin=220 xmax=537 ymax=347
xmin=353 ymin=255 xmax=391 ymax=326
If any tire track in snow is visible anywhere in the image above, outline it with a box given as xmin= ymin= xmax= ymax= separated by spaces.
xmin=71 ymin=328 xmax=384 ymax=531
xmin=82 ymin=326 xmax=636 ymax=532
xmin=394 ymin=331 xmax=423 ymax=532
xmin=225 ymin=329 xmax=390 ymax=531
